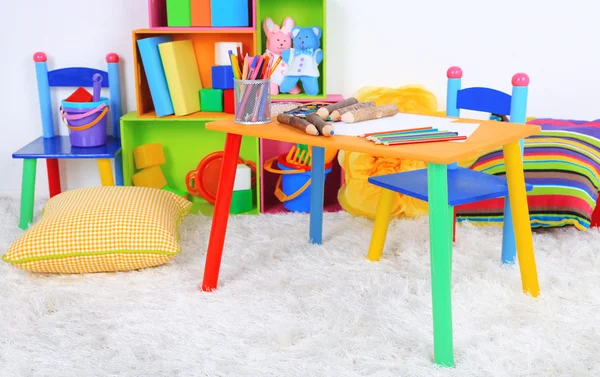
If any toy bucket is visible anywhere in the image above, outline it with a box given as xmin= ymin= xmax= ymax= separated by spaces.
xmin=60 ymin=97 xmax=109 ymax=147
xmin=264 ymin=154 xmax=333 ymax=213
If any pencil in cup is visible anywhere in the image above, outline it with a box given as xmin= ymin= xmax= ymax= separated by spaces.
xmin=234 ymin=78 xmax=271 ymax=124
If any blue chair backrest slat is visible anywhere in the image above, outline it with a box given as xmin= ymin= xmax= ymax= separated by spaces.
xmin=456 ymin=87 xmax=511 ymax=115
xmin=47 ymin=68 xmax=109 ymax=88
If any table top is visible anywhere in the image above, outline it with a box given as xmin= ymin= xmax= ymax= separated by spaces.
xmin=206 ymin=113 xmax=541 ymax=164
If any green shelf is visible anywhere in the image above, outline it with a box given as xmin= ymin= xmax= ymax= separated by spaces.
xmin=120 ymin=111 xmax=260 ymax=216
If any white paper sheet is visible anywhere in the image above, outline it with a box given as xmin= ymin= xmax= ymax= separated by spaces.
xmin=333 ymin=112 xmax=457 ymax=137
xmin=443 ymin=122 xmax=480 ymax=142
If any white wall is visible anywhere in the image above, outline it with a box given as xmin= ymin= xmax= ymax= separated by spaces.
xmin=1 ymin=0 xmax=598 ymax=198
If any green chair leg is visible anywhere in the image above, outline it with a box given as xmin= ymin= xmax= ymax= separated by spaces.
xmin=427 ymin=162 xmax=454 ymax=367
xmin=19 ymin=159 xmax=37 ymax=230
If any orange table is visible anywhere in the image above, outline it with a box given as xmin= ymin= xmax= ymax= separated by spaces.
xmin=203 ymin=114 xmax=541 ymax=364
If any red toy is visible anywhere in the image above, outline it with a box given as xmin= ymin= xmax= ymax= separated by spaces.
xmin=224 ymin=89 xmax=235 ymax=114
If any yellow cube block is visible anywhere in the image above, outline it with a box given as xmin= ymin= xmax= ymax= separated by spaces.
xmin=133 ymin=143 xmax=166 ymax=170
xmin=132 ymin=165 xmax=167 ymax=189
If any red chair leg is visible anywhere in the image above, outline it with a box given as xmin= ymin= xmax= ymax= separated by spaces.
xmin=591 ymin=195 xmax=600 ymax=228
xmin=46 ymin=159 xmax=61 ymax=198
xmin=453 ymin=208 xmax=457 ymax=242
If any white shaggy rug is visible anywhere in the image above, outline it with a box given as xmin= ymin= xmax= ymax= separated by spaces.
xmin=1 ymin=197 xmax=599 ymax=377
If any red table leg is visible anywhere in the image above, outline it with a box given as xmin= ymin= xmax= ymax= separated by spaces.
xmin=46 ymin=159 xmax=61 ymax=198
xmin=453 ymin=208 xmax=457 ymax=242
xmin=201 ymin=133 xmax=243 ymax=292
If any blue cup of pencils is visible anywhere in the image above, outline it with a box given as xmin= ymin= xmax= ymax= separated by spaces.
xmin=234 ymin=78 xmax=271 ymax=125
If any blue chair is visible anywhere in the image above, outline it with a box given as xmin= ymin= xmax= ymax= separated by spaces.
xmin=12 ymin=52 xmax=123 ymax=230
xmin=366 ymin=66 xmax=532 ymax=264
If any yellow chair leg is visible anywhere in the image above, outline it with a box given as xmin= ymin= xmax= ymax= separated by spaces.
xmin=367 ymin=188 xmax=395 ymax=261
xmin=97 ymin=159 xmax=115 ymax=186
xmin=503 ymin=141 xmax=540 ymax=297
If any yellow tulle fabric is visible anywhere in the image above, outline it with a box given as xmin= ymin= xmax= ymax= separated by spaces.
xmin=337 ymin=85 xmax=475 ymax=219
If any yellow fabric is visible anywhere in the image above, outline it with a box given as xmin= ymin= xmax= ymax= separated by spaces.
xmin=2 ymin=186 xmax=192 ymax=274
xmin=338 ymin=85 xmax=476 ymax=219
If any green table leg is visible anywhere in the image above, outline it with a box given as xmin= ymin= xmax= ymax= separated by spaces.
xmin=427 ymin=162 xmax=454 ymax=367
xmin=19 ymin=159 xmax=37 ymax=230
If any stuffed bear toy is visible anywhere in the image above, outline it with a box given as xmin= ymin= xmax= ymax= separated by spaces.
xmin=279 ymin=26 xmax=323 ymax=96
xmin=263 ymin=17 xmax=300 ymax=95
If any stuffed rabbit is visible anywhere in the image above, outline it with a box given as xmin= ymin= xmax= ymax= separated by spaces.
xmin=263 ymin=16 xmax=300 ymax=95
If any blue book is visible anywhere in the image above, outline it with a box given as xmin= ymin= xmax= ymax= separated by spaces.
xmin=210 ymin=0 xmax=249 ymax=27
xmin=137 ymin=36 xmax=175 ymax=116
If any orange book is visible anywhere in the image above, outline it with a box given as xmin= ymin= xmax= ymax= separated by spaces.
xmin=191 ymin=0 xmax=211 ymax=26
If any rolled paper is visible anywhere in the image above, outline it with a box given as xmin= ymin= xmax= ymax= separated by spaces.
xmin=316 ymin=97 xmax=359 ymax=120
xmin=341 ymin=104 xmax=399 ymax=123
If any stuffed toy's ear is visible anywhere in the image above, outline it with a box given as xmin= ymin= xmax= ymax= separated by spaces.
xmin=263 ymin=18 xmax=274 ymax=34
xmin=282 ymin=16 xmax=295 ymax=33
xmin=291 ymin=26 xmax=301 ymax=38
xmin=312 ymin=26 xmax=322 ymax=39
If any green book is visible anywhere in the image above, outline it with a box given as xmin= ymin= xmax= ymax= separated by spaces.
xmin=166 ymin=0 xmax=191 ymax=27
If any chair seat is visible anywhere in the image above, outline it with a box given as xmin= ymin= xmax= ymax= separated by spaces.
xmin=368 ymin=167 xmax=534 ymax=206
xmin=12 ymin=136 xmax=121 ymax=159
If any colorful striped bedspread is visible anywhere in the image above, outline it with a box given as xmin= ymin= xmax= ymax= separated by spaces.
xmin=456 ymin=118 xmax=600 ymax=230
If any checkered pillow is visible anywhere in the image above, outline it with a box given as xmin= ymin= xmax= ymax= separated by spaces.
xmin=2 ymin=186 xmax=192 ymax=273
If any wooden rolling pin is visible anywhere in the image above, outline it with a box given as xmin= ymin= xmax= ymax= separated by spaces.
xmin=277 ymin=114 xmax=319 ymax=135
xmin=330 ymin=101 xmax=376 ymax=120
xmin=341 ymin=104 xmax=399 ymax=123
xmin=306 ymin=114 xmax=334 ymax=137
xmin=315 ymin=97 xmax=359 ymax=120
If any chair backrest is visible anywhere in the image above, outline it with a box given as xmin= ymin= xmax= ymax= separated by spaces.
xmin=33 ymin=52 xmax=123 ymax=139
xmin=445 ymin=66 xmax=530 ymax=168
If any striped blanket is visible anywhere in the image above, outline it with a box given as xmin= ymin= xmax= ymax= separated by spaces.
xmin=456 ymin=119 xmax=600 ymax=230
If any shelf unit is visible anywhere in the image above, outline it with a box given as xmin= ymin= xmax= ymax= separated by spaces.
xmin=122 ymin=0 xmax=343 ymax=215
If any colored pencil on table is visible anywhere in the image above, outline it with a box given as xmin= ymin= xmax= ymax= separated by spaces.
xmin=373 ymin=132 xmax=458 ymax=144
xmin=360 ymin=126 xmax=433 ymax=138
xmin=373 ymin=131 xmax=456 ymax=141
xmin=366 ymin=129 xmax=440 ymax=140
xmin=383 ymin=136 xmax=467 ymax=146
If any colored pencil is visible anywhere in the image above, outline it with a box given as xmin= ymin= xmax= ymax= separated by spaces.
xmin=366 ymin=129 xmax=440 ymax=140
xmin=270 ymin=55 xmax=283 ymax=77
xmin=383 ymin=136 xmax=467 ymax=146
xmin=373 ymin=131 xmax=457 ymax=141
xmin=373 ymin=133 xmax=458 ymax=144
xmin=359 ymin=126 xmax=433 ymax=137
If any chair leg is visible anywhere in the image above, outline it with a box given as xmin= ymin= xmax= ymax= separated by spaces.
xmin=427 ymin=162 xmax=454 ymax=367
xmin=114 ymin=152 xmax=124 ymax=186
xmin=97 ymin=159 xmax=115 ymax=186
xmin=503 ymin=141 xmax=540 ymax=297
xmin=501 ymin=199 xmax=517 ymax=264
xmin=46 ymin=158 xmax=61 ymax=198
xmin=19 ymin=159 xmax=37 ymax=230
xmin=452 ymin=208 xmax=457 ymax=242
xmin=367 ymin=188 xmax=395 ymax=261
xmin=309 ymin=146 xmax=325 ymax=245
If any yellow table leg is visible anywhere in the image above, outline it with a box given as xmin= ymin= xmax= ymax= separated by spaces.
xmin=367 ymin=188 xmax=395 ymax=261
xmin=97 ymin=159 xmax=115 ymax=186
xmin=503 ymin=141 xmax=540 ymax=297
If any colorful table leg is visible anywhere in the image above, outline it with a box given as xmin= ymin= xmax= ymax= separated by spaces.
xmin=309 ymin=146 xmax=325 ymax=244
xmin=114 ymin=151 xmax=124 ymax=186
xmin=502 ymin=141 xmax=540 ymax=297
xmin=20 ymin=159 xmax=37 ymax=230
xmin=46 ymin=158 xmax=61 ymax=198
xmin=202 ymin=133 xmax=243 ymax=291
xmin=97 ymin=159 xmax=115 ymax=186
xmin=367 ymin=188 xmax=395 ymax=261
xmin=427 ymin=162 xmax=454 ymax=367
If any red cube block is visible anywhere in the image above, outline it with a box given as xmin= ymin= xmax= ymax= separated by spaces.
xmin=224 ymin=89 xmax=235 ymax=114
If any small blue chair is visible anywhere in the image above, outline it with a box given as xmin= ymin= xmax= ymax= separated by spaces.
xmin=366 ymin=66 xmax=532 ymax=264
xmin=12 ymin=52 xmax=123 ymax=230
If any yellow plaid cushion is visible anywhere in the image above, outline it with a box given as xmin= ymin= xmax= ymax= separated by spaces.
xmin=2 ymin=186 xmax=192 ymax=273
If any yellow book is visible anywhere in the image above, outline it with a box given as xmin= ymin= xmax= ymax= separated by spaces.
xmin=158 ymin=40 xmax=202 ymax=116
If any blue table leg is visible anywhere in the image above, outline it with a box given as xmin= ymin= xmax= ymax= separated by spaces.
xmin=114 ymin=151 xmax=124 ymax=186
xmin=309 ymin=146 xmax=325 ymax=244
